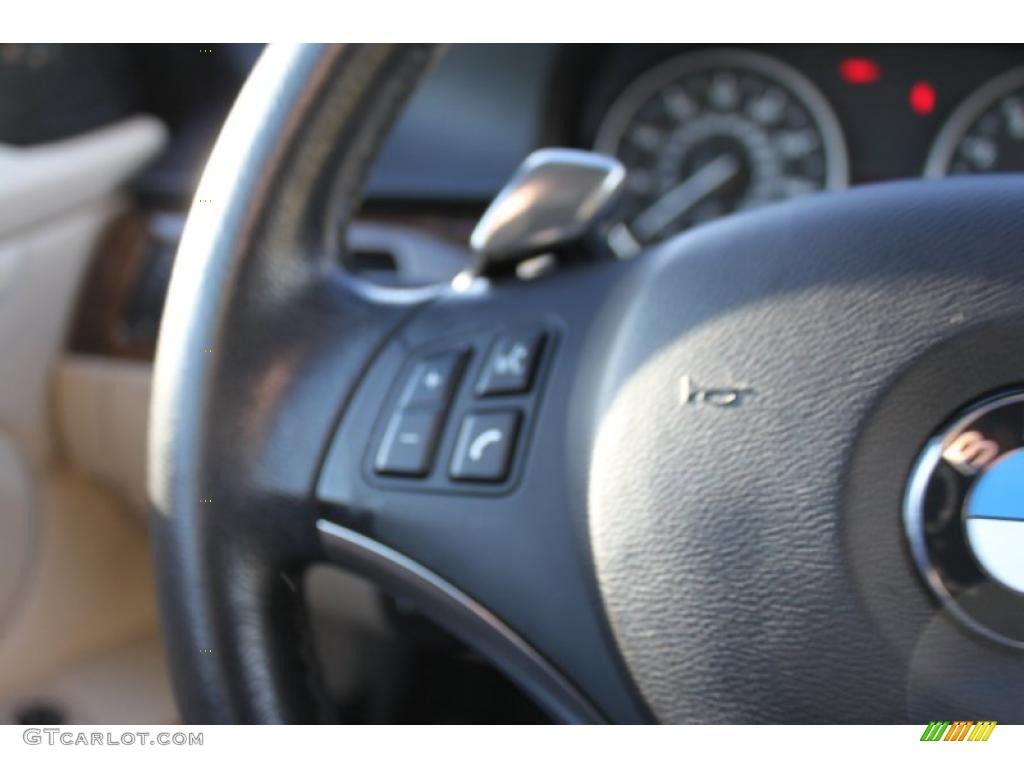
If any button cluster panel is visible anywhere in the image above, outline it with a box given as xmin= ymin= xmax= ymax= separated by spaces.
xmin=371 ymin=328 xmax=549 ymax=490
xmin=374 ymin=351 xmax=465 ymax=477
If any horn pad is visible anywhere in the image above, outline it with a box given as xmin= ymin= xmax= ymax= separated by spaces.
xmin=584 ymin=177 xmax=1024 ymax=722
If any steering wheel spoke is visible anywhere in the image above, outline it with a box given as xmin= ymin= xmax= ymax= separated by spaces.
xmin=314 ymin=262 xmax=646 ymax=723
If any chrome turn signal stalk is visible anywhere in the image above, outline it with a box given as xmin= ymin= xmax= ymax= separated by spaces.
xmin=468 ymin=148 xmax=627 ymax=276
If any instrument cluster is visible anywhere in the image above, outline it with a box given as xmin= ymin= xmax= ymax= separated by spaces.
xmin=581 ymin=45 xmax=1024 ymax=244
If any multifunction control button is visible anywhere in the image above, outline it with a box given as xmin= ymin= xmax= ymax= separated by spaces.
xmin=371 ymin=330 xmax=548 ymax=487
xmin=374 ymin=409 xmax=445 ymax=477
xmin=375 ymin=351 xmax=466 ymax=477
xmin=402 ymin=351 xmax=464 ymax=408
xmin=476 ymin=330 xmax=545 ymax=396
xmin=449 ymin=410 xmax=521 ymax=482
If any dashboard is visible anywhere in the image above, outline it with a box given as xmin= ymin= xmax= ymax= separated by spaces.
xmin=6 ymin=44 xmax=1024 ymax=202
xmin=372 ymin=44 xmax=1024 ymax=245
xmin=4 ymin=44 xmax=1019 ymax=357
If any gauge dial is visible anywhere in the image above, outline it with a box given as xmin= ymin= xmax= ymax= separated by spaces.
xmin=925 ymin=66 xmax=1024 ymax=177
xmin=594 ymin=49 xmax=848 ymax=249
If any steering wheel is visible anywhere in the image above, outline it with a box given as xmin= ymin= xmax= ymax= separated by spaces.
xmin=149 ymin=44 xmax=1024 ymax=723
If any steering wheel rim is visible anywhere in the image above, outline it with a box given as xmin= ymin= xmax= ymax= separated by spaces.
xmin=148 ymin=44 xmax=444 ymax=723
xmin=150 ymin=43 xmax=631 ymax=724
xmin=151 ymin=43 xmax=1024 ymax=724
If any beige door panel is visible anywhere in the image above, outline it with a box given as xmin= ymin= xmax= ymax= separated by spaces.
xmin=0 ymin=117 xmax=173 ymax=722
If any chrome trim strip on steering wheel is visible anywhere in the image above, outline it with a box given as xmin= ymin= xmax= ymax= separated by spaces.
xmin=316 ymin=519 xmax=605 ymax=723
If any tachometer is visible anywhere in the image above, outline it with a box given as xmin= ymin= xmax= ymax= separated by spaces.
xmin=925 ymin=66 xmax=1024 ymax=177
xmin=593 ymin=49 xmax=848 ymax=250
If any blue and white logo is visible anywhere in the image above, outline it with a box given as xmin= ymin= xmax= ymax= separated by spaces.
xmin=965 ymin=449 xmax=1024 ymax=594
xmin=905 ymin=391 xmax=1024 ymax=648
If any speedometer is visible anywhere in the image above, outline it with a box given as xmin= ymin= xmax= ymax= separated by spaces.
xmin=593 ymin=49 xmax=848 ymax=250
xmin=925 ymin=66 xmax=1024 ymax=177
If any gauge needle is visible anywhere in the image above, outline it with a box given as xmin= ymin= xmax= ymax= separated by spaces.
xmin=631 ymin=154 xmax=741 ymax=241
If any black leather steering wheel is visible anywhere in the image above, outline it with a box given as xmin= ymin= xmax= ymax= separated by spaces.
xmin=149 ymin=43 xmax=1024 ymax=723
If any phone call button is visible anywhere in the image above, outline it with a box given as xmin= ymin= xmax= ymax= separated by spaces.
xmin=450 ymin=410 xmax=521 ymax=482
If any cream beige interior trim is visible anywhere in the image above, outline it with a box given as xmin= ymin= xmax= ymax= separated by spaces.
xmin=0 ymin=470 xmax=165 ymax=705
xmin=56 ymin=356 xmax=153 ymax=514
xmin=0 ymin=117 xmax=165 ymax=466
xmin=1 ymin=116 xmax=389 ymax=721
xmin=0 ymin=202 xmax=123 ymax=466
xmin=0 ymin=117 xmax=172 ymax=723
xmin=0 ymin=636 xmax=176 ymax=725
xmin=0 ymin=117 xmax=165 ymax=237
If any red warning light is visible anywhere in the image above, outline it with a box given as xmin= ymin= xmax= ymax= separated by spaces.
xmin=840 ymin=58 xmax=881 ymax=85
xmin=909 ymin=81 xmax=936 ymax=115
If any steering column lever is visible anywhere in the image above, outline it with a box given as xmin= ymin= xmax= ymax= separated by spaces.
xmin=468 ymin=148 xmax=627 ymax=277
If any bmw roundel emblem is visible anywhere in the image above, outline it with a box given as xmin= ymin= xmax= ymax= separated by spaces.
xmin=905 ymin=391 xmax=1024 ymax=648
xmin=964 ymin=449 xmax=1024 ymax=592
